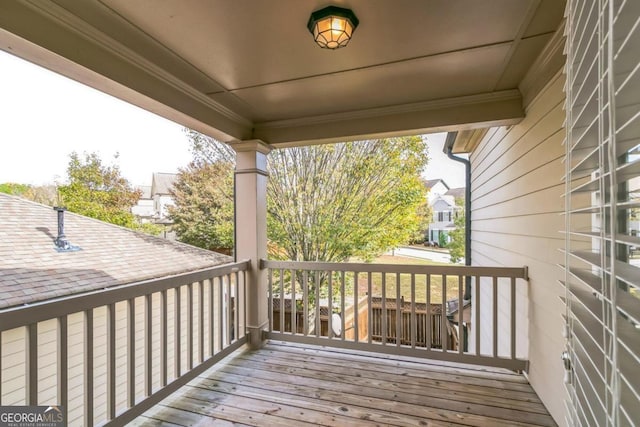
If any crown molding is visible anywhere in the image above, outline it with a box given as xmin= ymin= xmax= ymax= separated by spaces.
xmin=24 ymin=0 xmax=251 ymax=127
xmin=519 ymin=20 xmax=566 ymax=108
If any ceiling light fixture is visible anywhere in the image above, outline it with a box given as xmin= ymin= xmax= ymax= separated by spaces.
xmin=307 ymin=6 xmax=359 ymax=50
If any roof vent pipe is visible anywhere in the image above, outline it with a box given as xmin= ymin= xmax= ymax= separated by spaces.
xmin=53 ymin=207 xmax=80 ymax=252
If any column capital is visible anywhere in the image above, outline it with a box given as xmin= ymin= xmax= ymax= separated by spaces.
xmin=229 ymin=139 xmax=272 ymax=155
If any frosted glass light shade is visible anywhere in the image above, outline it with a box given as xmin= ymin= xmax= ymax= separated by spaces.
xmin=307 ymin=6 xmax=359 ymax=50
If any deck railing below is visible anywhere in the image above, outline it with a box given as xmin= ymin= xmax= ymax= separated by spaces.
xmin=262 ymin=259 xmax=529 ymax=371
xmin=0 ymin=260 xmax=249 ymax=426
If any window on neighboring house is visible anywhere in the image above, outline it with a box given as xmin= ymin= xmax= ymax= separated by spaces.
xmin=437 ymin=212 xmax=444 ymax=222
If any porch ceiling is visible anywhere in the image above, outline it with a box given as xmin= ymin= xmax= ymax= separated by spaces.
xmin=0 ymin=0 xmax=564 ymax=147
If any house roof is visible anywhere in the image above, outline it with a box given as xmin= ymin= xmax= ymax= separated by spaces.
xmin=424 ymin=179 xmax=449 ymax=191
xmin=0 ymin=193 xmax=232 ymax=310
xmin=431 ymin=195 xmax=456 ymax=209
xmin=445 ymin=187 xmax=466 ymax=199
xmin=136 ymin=185 xmax=152 ymax=199
xmin=151 ymin=173 xmax=178 ymax=196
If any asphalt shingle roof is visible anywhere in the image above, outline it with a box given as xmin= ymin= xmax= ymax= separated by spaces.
xmin=0 ymin=193 xmax=232 ymax=309
xmin=151 ymin=172 xmax=178 ymax=196
xmin=445 ymin=187 xmax=466 ymax=199
xmin=424 ymin=179 xmax=449 ymax=190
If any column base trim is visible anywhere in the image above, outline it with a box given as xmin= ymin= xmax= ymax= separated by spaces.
xmin=246 ymin=321 xmax=269 ymax=350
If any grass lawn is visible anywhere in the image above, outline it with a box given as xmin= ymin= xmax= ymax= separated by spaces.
xmin=353 ymin=255 xmax=461 ymax=304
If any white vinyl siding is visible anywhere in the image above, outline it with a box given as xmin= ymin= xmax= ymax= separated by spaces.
xmin=563 ymin=1 xmax=640 ymax=426
xmin=469 ymin=71 xmax=567 ymax=424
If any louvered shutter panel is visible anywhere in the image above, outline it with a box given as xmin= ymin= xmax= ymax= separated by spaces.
xmin=563 ymin=0 xmax=640 ymax=425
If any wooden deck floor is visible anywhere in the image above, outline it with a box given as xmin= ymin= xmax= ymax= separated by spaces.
xmin=131 ymin=341 xmax=556 ymax=427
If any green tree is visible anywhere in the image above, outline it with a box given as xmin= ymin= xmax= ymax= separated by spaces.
xmin=174 ymin=131 xmax=429 ymax=262
xmin=438 ymin=231 xmax=448 ymax=248
xmin=58 ymin=152 xmax=160 ymax=235
xmin=23 ymin=185 xmax=59 ymax=206
xmin=268 ymin=138 xmax=428 ymax=262
xmin=1 ymin=183 xmax=60 ymax=206
xmin=448 ymin=204 xmax=465 ymax=263
xmin=0 ymin=182 xmax=31 ymax=196
xmin=169 ymin=161 xmax=234 ymax=253
xmin=409 ymin=200 xmax=432 ymax=244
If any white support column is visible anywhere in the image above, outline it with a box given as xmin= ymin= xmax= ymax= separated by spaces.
xmin=232 ymin=140 xmax=271 ymax=349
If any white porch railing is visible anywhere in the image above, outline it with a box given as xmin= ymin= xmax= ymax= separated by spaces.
xmin=262 ymin=259 xmax=529 ymax=371
xmin=0 ymin=260 xmax=249 ymax=426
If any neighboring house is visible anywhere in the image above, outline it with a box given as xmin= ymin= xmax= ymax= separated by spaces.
xmin=131 ymin=173 xmax=179 ymax=239
xmin=425 ymin=180 xmax=464 ymax=246
xmin=130 ymin=185 xmax=153 ymax=223
xmin=0 ymin=193 xmax=231 ymax=424
xmin=424 ymin=178 xmax=449 ymax=204
xmin=444 ymin=187 xmax=465 ymax=200
xmin=150 ymin=172 xmax=178 ymax=221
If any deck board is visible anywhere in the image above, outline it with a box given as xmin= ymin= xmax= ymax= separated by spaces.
xmin=134 ymin=341 xmax=556 ymax=427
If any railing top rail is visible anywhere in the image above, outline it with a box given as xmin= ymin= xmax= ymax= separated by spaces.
xmin=261 ymin=259 xmax=528 ymax=280
xmin=0 ymin=260 xmax=250 ymax=332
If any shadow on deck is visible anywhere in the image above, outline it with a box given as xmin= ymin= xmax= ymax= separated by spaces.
xmin=131 ymin=341 xmax=556 ymax=427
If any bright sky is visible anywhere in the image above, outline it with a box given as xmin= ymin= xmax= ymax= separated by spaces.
xmin=421 ymin=133 xmax=466 ymax=188
xmin=0 ymin=50 xmax=192 ymax=187
xmin=0 ymin=50 xmax=465 ymax=188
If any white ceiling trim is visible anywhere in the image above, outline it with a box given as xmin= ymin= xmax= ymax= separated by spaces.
xmin=256 ymin=89 xmax=522 ymax=129
xmin=519 ymin=20 xmax=566 ymax=107
xmin=255 ymin=92 xmax=523 ymax=147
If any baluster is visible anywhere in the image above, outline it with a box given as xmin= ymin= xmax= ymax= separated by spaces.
xmin=187 ymin=284 xmax=193 ymax=370
xmin=145 ymin=294 xmax=152 ymax=397
xmin=367 ymin=272 xmax=372 ymax=344
xmin=160 ymin=291 xmax=167 ymax=387
xmin=175 ymin=287 xmax=181 ymax=379
xmin=353 ymin=272 xmax=359 ymax=343
xmin=328 ymin=272 xmax=333 ymax=339
xmin=218 ymin=277 xmax=223 ymax=351
xmin=315 ymin=271 xmax=321 ymax=338
xmin=279 ymin=270 xmax=285 ymax=334
xmin=426 ymin=274 xmax=431 ymax=351
xmin=57 ymin=316 xmax=68 ymax=421
xmin=106 ymin=304 xmax=116 ymax=419
xmin=84 ymin=309 xmax=94 ymax=427
xmin=291 ymin=269 xmax=296 ymax=335
xmin=396 ymin=272 xmax=401 ymax=347
xmin=303 ymin=270 xmax=309 ymax=336
xmin=209 ymin=280 xmax=215 ymax=356
xmin=511 ymin=277 xmax=516 ymax=360
xmin=340 ymin=271 xmax=346 ymax=341
xmin=475 ymin=276 xmax=480 ymax=356
xmin=441 ymin=275 xmax=447 ymax=352
xmin=493 ymin=276 xmax=498 ymax=358
xmin=199 ymin=281 xmax=204 ymax=364
xmin=127 ymin=299 xmax=135 ymax=408
xmin=458 ymin=275 xmax=464 ymax=355
xmin=26 ymin=323 xmax=38 ymax=405
xmin=381 ymin=273 xmax=387 ymax=345
xmin=411 ymin=274 xmax=416 ymax=349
